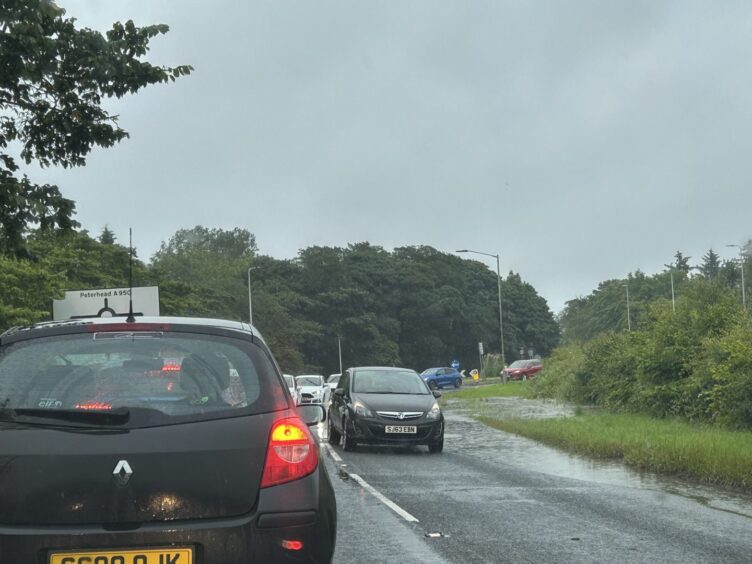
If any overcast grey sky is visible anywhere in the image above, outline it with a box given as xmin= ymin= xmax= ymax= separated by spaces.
xmin=33 ymin=1 xmax=752 ymax=312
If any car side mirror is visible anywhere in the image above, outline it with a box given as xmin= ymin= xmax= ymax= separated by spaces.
xmin=432 ymin=391 xmax=442 ymax=398
xmin=334 ymin=388 xmax=345 ymax=396
xmin=297 ymin=404 xmax=325 ymax=426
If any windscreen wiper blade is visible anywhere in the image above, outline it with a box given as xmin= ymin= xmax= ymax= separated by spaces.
xmin=2 ymin=407 xmax=130 ymax=426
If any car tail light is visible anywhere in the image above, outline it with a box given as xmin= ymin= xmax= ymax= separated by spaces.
xmin=281 ymin=540 xmax=304 ymax=551
xmin=74 ymin=402 xmax=113 ymax=411
xmin=261 ymin=417 xmax=318 ymax=488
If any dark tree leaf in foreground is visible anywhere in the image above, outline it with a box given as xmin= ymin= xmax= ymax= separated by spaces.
xmin=0 ymin=0 xmax=192 ymax=256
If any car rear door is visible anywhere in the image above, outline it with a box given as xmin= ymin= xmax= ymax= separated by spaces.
xmin=330 ymin=370 xmax=350 ymax=431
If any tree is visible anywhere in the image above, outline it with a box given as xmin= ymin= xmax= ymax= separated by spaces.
xmin=697 ymin=249 xmax=721 ymax=280
xmin=99 ymin=225 xmax=116 ymax=244
xmin=150 ymin=226 xmax=258 ymax=321
xmin=668 ymin=251 xmax=692 ymax=275
xmin=0 ymin=0 xmax=192 ymax=256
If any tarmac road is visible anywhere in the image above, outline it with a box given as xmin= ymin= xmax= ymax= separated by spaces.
xmin=320 ymin=407 xmax=752 ymax=564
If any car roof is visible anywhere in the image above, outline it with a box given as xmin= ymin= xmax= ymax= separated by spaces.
xmin=0 ymin=316 xmax=264 ymax=343
xmin=351 ymin=366 xmax=417 ymax=373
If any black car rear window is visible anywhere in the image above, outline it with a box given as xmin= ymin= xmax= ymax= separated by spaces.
xmin=0 ymin=330 xmax=286 ymax=428
xmin=353 ymin=370 xmax=429 ymax=394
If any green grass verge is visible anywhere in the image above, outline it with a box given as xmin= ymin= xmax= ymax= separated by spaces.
xmin=477 ymin=413 xmax=752 ymax=489
xmin=448 ymin=381 xmax=528 ymax=400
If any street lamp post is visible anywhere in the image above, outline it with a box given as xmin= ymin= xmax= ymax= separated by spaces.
xmin=726 ymin=244 xmax=747 ymax=311
xmin=623 ymin=283 xmax=631 ymax=331
xmin=247 ymin=266 xmax=255 ymax=327
xmin=456 ymin=249 xmax=505 ymax=363
xmin=338 ymin=335 xmax=343 ymax=374
xmin=670 ymin=270 xmax=676 ymax=313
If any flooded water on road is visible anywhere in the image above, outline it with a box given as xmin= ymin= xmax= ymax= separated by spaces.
xmin=444 ymin=397 xmax=752 ymax=521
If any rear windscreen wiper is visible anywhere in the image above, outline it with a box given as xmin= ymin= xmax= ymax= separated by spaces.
xmin=0 ymin=407 xmax=130 ymax=426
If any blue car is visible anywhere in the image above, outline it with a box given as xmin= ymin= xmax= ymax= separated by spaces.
xmin=420 ymin=367 xmax=463 ymax=390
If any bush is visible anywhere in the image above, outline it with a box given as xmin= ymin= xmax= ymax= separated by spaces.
xmin=534 ymin=281 xmax=752 ymax=429
xmin=527 ymin=344 xmax=585 ymax=401
xmin=700 ymin=322 xmax=752 ymax=429
xmin=481 ymin=354 xmax=505 ymax=380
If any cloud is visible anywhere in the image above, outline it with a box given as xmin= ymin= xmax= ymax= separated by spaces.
xmin=36 ymin=0 xmax=752 ymax=311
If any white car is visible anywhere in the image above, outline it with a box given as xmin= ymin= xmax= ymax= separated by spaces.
xmin=326 ymin=373 xmax=341 ymax=392
xmin=283 ymin=374 xmax=301 ymax=405
xmin=295 ymin=375 xmax=330 ymax=409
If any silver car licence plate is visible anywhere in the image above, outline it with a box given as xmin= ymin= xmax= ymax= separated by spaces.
xmin=385 ymin=425 xmax=417 ymax=434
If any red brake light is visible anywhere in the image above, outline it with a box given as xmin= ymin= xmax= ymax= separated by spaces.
xmin=74 ymin=402 xmax=112 ymax=411
xmin=161 ymin=364 xmax=181 ymax=372
xmin=261 ymin=417 xmax=318 ymax=488
xmin=281 ymin=540 xmax=304 ymax=551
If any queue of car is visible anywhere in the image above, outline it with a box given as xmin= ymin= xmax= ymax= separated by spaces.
xmin=0 ymin=291 xmax=542 ymax=563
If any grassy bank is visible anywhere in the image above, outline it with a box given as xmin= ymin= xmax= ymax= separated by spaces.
xmin=448 ymin=381 xmax=528 ymax=400
xmin=478 ymin=413 xmax=752 ymax=489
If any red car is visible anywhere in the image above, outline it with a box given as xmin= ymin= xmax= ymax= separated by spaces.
xmin=502 ymin=359 xmax=543 ymax=381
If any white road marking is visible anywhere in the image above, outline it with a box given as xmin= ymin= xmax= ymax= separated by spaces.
xmin=324 ymin=442 xmax=343 ymax=462
xmin=347 ymin=473 xmax=420 ymax=523
xmin=319 ymin=428 xmax=420 ymax=523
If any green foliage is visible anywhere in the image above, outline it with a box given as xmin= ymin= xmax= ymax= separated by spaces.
xmin=0 ymin=0 xmax=191 ymax=256
xmin=481 ymin=354 xmax=505 ymax=379
xmin=527 ymin=343 xmax=585 ymax=402
xmin=697 ymin=248 xmax=721 ymax=279
xmin=0 ymin=253 xmax=64 ymax=327
xmin=0 ymin=229 xmax=559 ymax=379
xmin=698 ymin=322 xmax=752 ymax=429
xmin=150 ymin=226 xmax=256 ymax=302
xmin=559 ymin=249 xmax=748 ymax=344
xmin=537 ymin=280 xmax=752 ymax=429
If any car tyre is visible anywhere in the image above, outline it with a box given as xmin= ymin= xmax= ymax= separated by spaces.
xmin=342 ymin=417 xmax=357 ymax=452
xmin=428 ymin=437 xmax=444 ymax=453
xmin=453 ymin=377 xmax=462 ymax=388
xmin=428 ymin=380 xmax=438 ymax=391
xmin=327 ymin=414 xmax=340 ymax=445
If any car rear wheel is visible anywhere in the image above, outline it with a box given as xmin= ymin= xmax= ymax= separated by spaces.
xmin=428 ymin=437 xmax=444 ymax=453
xmin=428 ymin=380 xmax=438 ymax=391
xmin=453 ymin=377 xmax=462 ymax=388
xmin=342 ymin=417 xmax=357 ymax=451
xmin=327 ymin=415 xmax=340 ymax=445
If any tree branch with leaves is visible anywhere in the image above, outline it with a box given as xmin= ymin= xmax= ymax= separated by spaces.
xmin=0 ymin=0 xmax=192 ymax=256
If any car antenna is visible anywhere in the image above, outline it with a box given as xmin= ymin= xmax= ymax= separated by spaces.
xmin=126 ymin=227 xmax=135 ymax=323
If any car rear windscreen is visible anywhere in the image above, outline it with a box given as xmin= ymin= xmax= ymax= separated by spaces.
xmin=0 ymin=331 xmax=286 ymax=427
xmin=353 ymin=370 xmax=429 ymax=394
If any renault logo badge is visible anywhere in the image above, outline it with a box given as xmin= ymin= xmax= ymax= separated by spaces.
xmin=113 ymin=460 xmax=133 ymax=486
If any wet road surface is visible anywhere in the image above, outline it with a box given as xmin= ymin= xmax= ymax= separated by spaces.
xmin=320 ymin=405 xmax=752 ymax=563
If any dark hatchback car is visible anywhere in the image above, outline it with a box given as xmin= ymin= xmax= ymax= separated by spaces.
xmin=327 ymin=367 xmax=444 ymax=453
xmin=0 ymin=317 xmax=336 ymax=563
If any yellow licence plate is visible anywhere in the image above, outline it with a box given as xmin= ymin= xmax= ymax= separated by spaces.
xmin=49 ymin=547 xmax=193 ymax=564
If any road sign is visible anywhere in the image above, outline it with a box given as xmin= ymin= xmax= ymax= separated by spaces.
xmin=478 ymin=342 xmax=484 ymax=355
xmin=53 ymin=286 xmax=160 ymax=321
xmin=451 ymin=359 xmax=460 ymax=369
